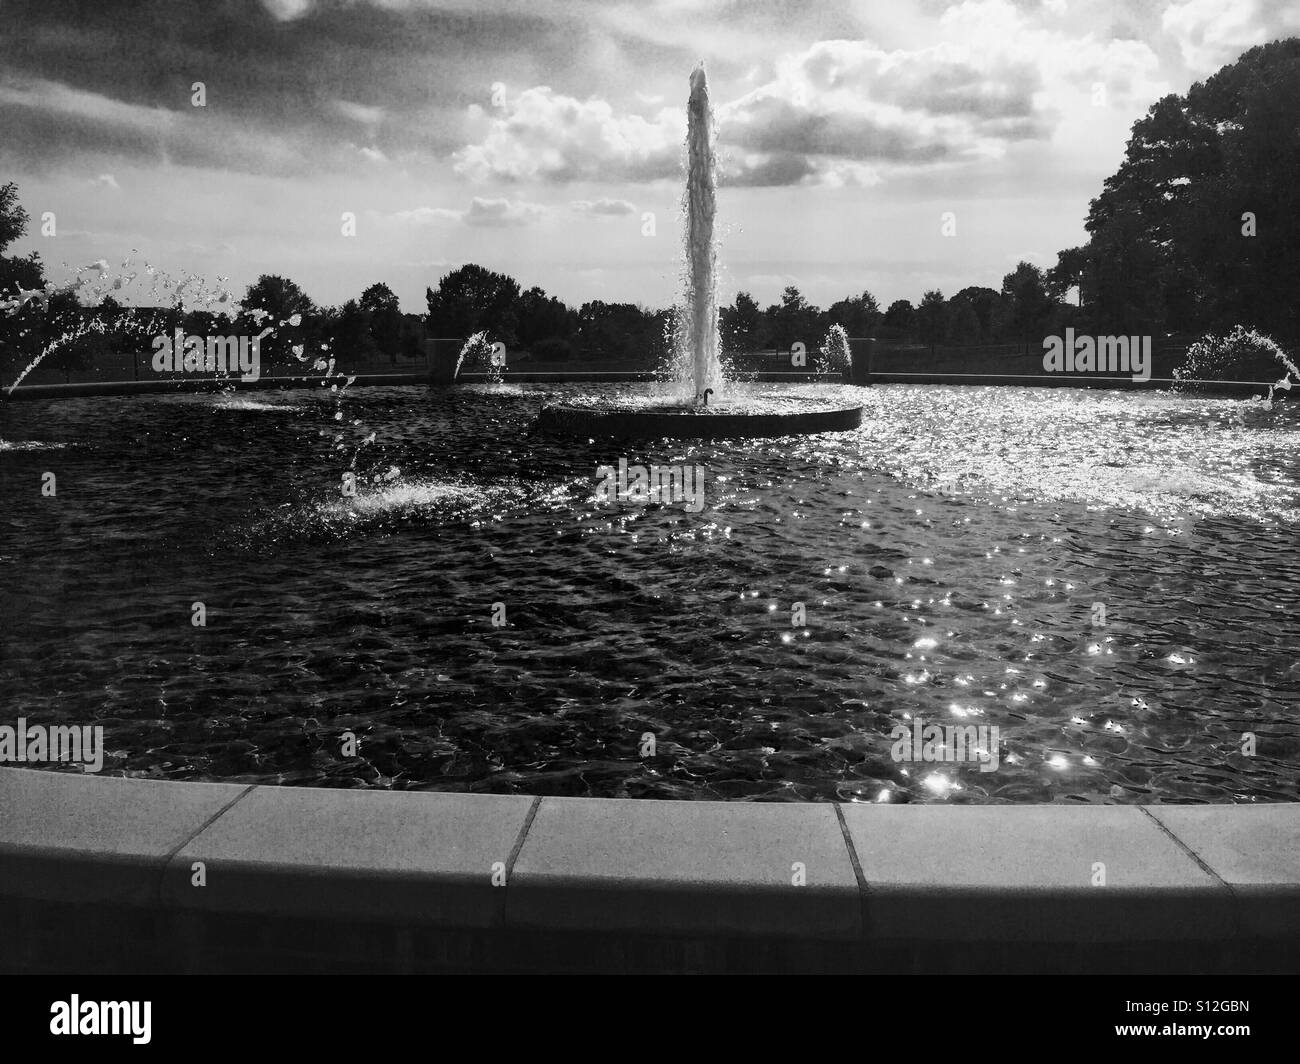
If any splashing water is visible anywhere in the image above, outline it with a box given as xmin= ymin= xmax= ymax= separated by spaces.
xmin=819 ymin=324 xmax=852 ymax=378
xmin=1263 ymin=349 xmax=1300 ymax=408
xmin=455 ymin=331 xmax=504 ymax=384
xmin=0 ymin=253 xmax=376 ymax=478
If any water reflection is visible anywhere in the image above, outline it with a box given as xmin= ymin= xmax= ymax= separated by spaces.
xmin=0 ymin=382 xmax=1296 ymax=803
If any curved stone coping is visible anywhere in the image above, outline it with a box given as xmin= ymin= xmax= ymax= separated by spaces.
xmin=535 ymin=402 xmax=864 ymax=440
xmin=1 ymin=373 xmax=428 ymax=401
xmin=3 ymin=766 xmax=1298 ymax=946
xmin=870 ymin=371 xmax=1275 ymax=394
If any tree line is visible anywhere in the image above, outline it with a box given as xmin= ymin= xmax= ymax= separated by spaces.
xmin=3 ymin=39 xmax=1297 ymax=373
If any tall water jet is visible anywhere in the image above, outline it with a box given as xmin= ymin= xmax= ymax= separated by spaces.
xmin=684 ymin=62 xmax=722 ymax=404
xmin=533 ymin=62 xmax=862 ymax=440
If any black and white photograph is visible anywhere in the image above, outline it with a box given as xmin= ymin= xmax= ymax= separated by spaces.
xmin=1 ymin=0 xmax=1298 ymax=1007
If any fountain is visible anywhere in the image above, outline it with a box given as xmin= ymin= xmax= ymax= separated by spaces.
xmin=534 ymin=62 xmax=864 ymax=441
xmin=684 ymin=62 xmax=723 ymax=404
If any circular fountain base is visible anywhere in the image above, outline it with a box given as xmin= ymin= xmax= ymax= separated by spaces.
xmin=535 ymin=397 xmax=863 ymax=440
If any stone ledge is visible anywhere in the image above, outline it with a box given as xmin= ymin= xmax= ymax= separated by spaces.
xmin=159 ymin=787 xmax=535 ymax=928
xmin=2 ymin=766 xmax=1296 ymax=962
xmin=1146 ymin=805 xmax=1300 ymax=937
xmin=0 ymin=769 xmax=250 ymax=905
xmin=841 ymin=805 xmax=1235 ymax=942
xmin=506 ymin=796 xmax=860 ymax=938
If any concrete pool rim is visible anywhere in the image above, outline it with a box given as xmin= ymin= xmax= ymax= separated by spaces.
xmin=3 ymin=765 xmax=1298 ymax=971
xmin=533 ymin=400 xmax=864 ymax=440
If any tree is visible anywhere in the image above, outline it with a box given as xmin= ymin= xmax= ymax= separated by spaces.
xmin=1000 ymin=261 xmax=1054 ymax=341
xmin=1078 ymin=39 xmax=1300 ymax=340
xmin=516 ymin=285 xmax=575 ymax=348
xmin=329 ymin=299 xmax=380 ymax=361
xmin=241 ymin=274 xmax=315 ymax=321
xmin=827 ymin=290 xmax=881 ymax=336
xmin=949 ymin=287 xmax=1002 ymax=341
xmin=1 ymin=182 xmax=30 ymax=254
xmin=0 ymin=182 xmax=47 ymax=369
xmin=360 ymin=282 xmax=401 ymax=357
xmin=424 ymin=264 xmax=520 ymax=344
xmin=882 ymin=299 xmax=915 ymax=338
xmin=916 ymin=289 xmax=948 ymax=345
xmin=237 ymin=275 xmax=316 ymax=361
xmin=1083 ymin=206 xmax=1166 ymax=334
xmin=949 ymin=301 xmax=981 ymax=344
xmin=576 ymin=300 xmax=663 ymax=362
xmin=766 ymin=286 xmax=821 ymax=351
xmin=1047 ymin=246 xmax=1089 ymax=306
xmin=720 ymin=291 xmax=762 ymax=352
xmin=0 ymin=180 xmax=44 ymax=294
xmin=359 ymin=282 xmax=399 ymax=317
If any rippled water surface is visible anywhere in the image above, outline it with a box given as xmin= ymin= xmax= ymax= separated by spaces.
xmin=2 ymin=382 xmax=1298 ymax=803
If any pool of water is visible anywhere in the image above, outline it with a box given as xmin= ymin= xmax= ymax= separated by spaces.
xmin=2 ymin=382 xmax=1298 ymax=803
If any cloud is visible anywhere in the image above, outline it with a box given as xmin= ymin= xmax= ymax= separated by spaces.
xmin=387 ymin=206 xmax=464 ymax=225
xmin=717 ymin=11 xmax=1167 ymax=185
xmin=0 ymin=2 xmax=529 ymax=173
xmin=450 ymin=2 xmax=1168 ymax=188
xmin=1161 ymin=0 xmax=1300 ymax=75
xmin=383 ymin=197 xmax=546 ymax=228
xmin=453 ymin=87 xmax=683 ymax=183
xmin=261 ymin=0 xmax=314 ymax=21
xmin=92 ymin=173 xmax=120 ymax=191
xmin=464 ymin=196 xmax=546 ymax=226
xmin=333 ymin=99 xmax=387 ymax=126
xmin=0 ymin=76 xmax=315 ymax=174
xmin=570 ymin=197 xmax=637 ymax=217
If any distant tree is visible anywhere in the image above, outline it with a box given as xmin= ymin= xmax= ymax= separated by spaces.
xmin=720 ymin=291 xmax=762 ymax=352
xmin=1046 ymin=246 xmax=1089 ymax=306
xmin=359 ymin=282 xmax=402 ymax=357
xmin=916 ymin=289 xmax=948 ymax=345
xmin=1000 ymin=261 xmax=1054 ymax=342
xmin=359 ymin=282 xmax=399 ymax=317
xmin=241 ymin=274 xmax=315 ymax=321
xmin=766 ymin=286 xmax=821 ymax=351
xmin=516 ymin=285 xmax=576 ymax=348
xmin=827 ymin=290 xmax=881 ymax=337
xmin=424 ymin=264 xmax=520 ymax=344
xmin=329 ymin=299 xmax=380 ymax=360
xmin=576 ymin=300 xmax=663 ymax=362
xmin=882 ymin=299 xmax=915 ymax=337
xmin=237 ymin=275 xmax=316 ymax=361
xmin=948 ymin=301 xmax=981 ymax=344
xmin=949 ymin=286 xmax=1001 ymax=341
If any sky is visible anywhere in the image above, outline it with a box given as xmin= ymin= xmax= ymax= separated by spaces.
xmin=2 ymin=0 xmax=1298 ymax=314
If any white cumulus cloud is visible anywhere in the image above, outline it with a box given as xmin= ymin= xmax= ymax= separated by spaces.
xmin=453 ymin=87 xmax=683 ymax=183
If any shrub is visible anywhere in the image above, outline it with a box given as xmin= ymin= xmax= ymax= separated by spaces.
xmin=530 ymin=336 xmax=575 ymax=362
xmin=1172 ymin=325 xmax=1297 ymax=392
